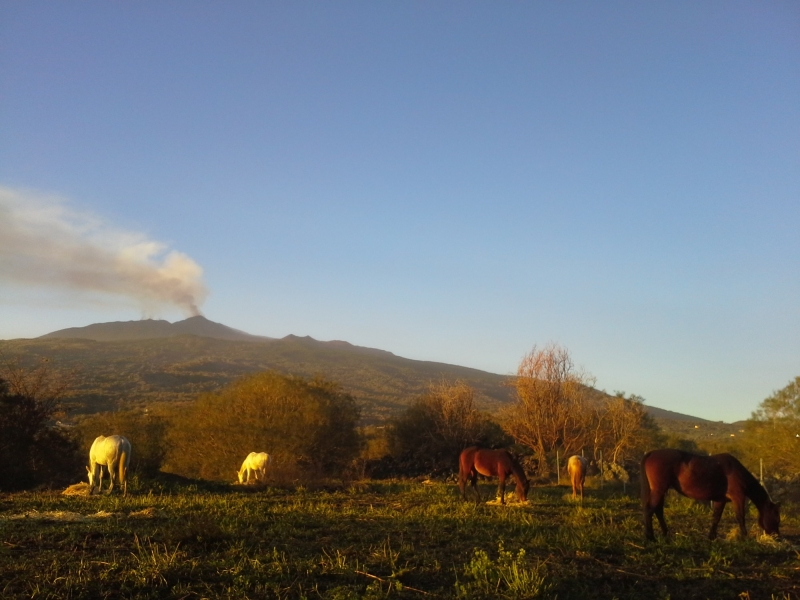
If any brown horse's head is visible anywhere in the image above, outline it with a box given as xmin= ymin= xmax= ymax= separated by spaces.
xmin=759 ymin=500 xmax=781 ymax=535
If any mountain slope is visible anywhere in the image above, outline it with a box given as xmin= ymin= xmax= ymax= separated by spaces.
xmin=1 ymin=317 xmax=725 ymax=428
xmin=2 ymin=332 xmax=513 ymax=421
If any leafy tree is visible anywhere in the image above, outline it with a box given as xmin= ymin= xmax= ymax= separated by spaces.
xmin=742 ymin=376 xmax=800 ymax=477
xmin=75 ymin=409 xmax=168 ymax=477
xmin=502 ymin=344 xmax=594 ymax=476
xmin=166 ymin=371 xmax=363 ymax=481
xmin=388 ymin=380 xmax=509 ymax=476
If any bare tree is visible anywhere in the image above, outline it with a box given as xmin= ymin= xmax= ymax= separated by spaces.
xmin=0 ymin=354 xmax=74 ymax=416
xmin=597 ymin=393 xmax=656 ymax=465
xmin=502 ymin=344 xmax=594 ymax=476
xmin=428 ymin=380 xmax=484 ymax=451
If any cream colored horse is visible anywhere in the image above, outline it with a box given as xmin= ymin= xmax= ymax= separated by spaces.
xmin=87 ymin=435 xmax=131 ymax=495
xmin=237 ymin=452 xmax=270 ymax=484
xmin=568 ymin=455 xmax=589 ymax=501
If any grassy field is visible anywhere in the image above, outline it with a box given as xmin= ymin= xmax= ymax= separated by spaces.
xmin=0 ymin=478 xmax=798 ymax=599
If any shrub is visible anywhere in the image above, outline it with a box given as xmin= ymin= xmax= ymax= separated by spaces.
xmin=388 ymin=381 xmax=510 ymax=477
xmin=165 ymin=371 xmax=363 ymax=482
xmin=75 ymin=409 xmax=168 ymax=477
xmin=0 ymin=377 xmax=82 ymax=490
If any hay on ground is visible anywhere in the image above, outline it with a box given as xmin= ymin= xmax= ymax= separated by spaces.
xmin=485 ymin=498 xmax=530 ymax=507
xmin=62 ymin=482 xmax=93 ymax=496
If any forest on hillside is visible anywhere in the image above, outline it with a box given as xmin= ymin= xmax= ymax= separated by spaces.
xmin=0 ymin=336 xmax=515 ymax=422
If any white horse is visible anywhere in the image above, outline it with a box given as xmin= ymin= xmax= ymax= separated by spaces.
xmin=237 ymin=452 xmax=270 ymax=484
xmin=87 ymin=435 xmax=131 ymax=495
xmin=567 ymin=455 xmax=589 ymax=501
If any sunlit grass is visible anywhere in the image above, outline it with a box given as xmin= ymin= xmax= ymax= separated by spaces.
xmin=0 ymin=480 xmax=797 ymax=598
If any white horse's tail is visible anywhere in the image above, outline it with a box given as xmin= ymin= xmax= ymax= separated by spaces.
xmin=119 ymin=449 xmax=128 ymax=496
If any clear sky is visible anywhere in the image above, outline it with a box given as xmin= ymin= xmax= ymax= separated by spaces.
xmin=1 ymin=2 xmax=798 ymax=422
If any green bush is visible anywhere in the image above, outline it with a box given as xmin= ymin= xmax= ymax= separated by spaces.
xmin=388 ymin=381 xmax=511 ymax=477
xmin=165 ymin=371 xmax=363 ymax=482
xmin=75 ymin=409 xmax=168 ymax=477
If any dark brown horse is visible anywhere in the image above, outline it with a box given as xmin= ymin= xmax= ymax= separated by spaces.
xmin=458 ymin=447 xmax=529 ymax=505
xmin=641 ymin=449 xmax=780 ymax=541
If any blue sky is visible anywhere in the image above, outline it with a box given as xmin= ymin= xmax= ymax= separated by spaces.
xmin=1 ymin=2 xmax=798 ymax=422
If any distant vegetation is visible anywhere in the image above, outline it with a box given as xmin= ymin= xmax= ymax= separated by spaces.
xmin=0 ymin=335 xmax=514 ymax=422
xmin=2 ymin=332 xmax=797 ymax=493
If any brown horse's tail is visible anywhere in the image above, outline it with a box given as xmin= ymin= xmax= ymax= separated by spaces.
xmin=640 ymin=452 xmax=651 ymax=507
xmin=119 ymin=450 xmax=128 ymax=496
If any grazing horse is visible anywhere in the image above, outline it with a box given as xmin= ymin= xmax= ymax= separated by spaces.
xmin=87 ymin=435 xmax=131 ymax=495
xmin=458 ymin=447 xmax=529 ymax=505
xmin=641 ymin=449 xmax=780 ymax=541
xmin=567 ymin=455 xmax=589 ymax=501
xmin=237 ymin=452 xmax=271 ymax=484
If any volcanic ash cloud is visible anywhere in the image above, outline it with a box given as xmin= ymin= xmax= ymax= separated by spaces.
xmin=0 ymin=186 xmax=208 ymax=316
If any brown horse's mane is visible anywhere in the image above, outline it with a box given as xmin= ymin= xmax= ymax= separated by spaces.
xmin=719 ymin=453 xmax=772 ymax=508
xmin=506 ymin=452 xmax=528 ymax=486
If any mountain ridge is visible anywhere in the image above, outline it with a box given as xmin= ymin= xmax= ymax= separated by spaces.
xmin=39 ymin=315 xmax=272 ymax=343
xmin=2 ymin=316 xmax=730 ymax=429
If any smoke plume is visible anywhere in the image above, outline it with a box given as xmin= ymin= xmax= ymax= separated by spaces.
xmin=0 ymin=186 xmax=208 ymax=316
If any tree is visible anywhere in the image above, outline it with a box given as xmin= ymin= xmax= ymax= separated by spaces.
xmin=76 ymin=409 xmax=168 ymax=477
xmin=502 ymin=344 xmax=594 ymax=476
xmin=0 ymin=356 xmax=81 ymax=490
xmin=0 ymin=354 xmax=74 ymax=416
xmin=388 ymin=380 xmax=508 ymax=476
xmin=592 ymin=393 xmax=660 ymax=467
xmin=166 ymin=371 xmax=363 ymax=482
xmin=741 ymin=376 xmax=800 ymax=477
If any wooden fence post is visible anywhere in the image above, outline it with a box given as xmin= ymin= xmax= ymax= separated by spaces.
xmin=556 ymin=451 xmax=560 ymax=485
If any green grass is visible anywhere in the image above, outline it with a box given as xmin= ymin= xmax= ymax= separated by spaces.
xmin=1 ymin=480 xmax=798 ymax=599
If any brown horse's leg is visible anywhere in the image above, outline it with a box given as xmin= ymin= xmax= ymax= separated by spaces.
xmin=470 ymin=470 xmax=480 ymax=504
xmin=732 ymin=496 xmax=747 ymax=538
xmin=498 ymin=471 xmax=507 ymax=505
xmin=644 ymin=488 xmax=668 ymax=541
xmin=643 ymin=499 xmax=656 ymax=541
xmin=458 ymin=470 xmax=467 ymax=500
xmin=653 ymin=500 xmax=668 ymax=538
xmin=709 ymin=501 xmax=726 ymax=540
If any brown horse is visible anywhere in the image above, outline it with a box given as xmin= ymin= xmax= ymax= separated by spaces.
xmin=567 ymin=455 xmax=589 ymax=501
xmin=458 ymin=447 xmax=529 ymax=505
xmin=641 ymin=449 xmax=780 ymax=541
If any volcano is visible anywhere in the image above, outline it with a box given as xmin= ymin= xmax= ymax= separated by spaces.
xmin=39 ymin=315 xmax=271 ymax=343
